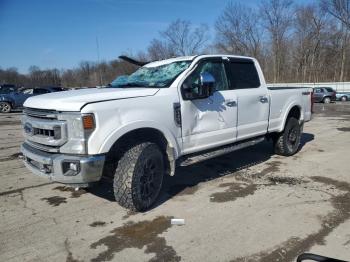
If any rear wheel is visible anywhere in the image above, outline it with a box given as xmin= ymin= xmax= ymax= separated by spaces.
xmin=0 ymin=102 xmax=11 ymax=113
xmin=323 ymin=97 xmax=331 ymax=104
xmin=113 ymin=142 xmax=164 ymax=211
xmin=341 ymin=96 xmax=348 ymax=102
xmin=273 ymin=117 xmax=302 ymax=156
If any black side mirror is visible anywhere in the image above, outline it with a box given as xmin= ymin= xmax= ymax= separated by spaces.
xmin=182 ymin=72 xmax=216 ymax=100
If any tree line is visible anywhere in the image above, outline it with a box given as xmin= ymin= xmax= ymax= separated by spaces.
xmin=1 ymin=0 xmax=349 ymax=88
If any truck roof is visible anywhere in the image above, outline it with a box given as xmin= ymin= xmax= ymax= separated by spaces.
xmin=144 ymin=54 xmax=255 ymax=68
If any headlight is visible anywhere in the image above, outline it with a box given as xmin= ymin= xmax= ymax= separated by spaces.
xmin=57 ymin=113 xmax=95 ymax=155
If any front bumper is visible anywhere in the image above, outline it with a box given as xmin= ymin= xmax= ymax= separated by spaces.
xmin=21 ymin=142 xmax=105 ymax=186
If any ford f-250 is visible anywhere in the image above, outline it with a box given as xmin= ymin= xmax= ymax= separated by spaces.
xmin=20 ymin=55 xmax=312 ymax=211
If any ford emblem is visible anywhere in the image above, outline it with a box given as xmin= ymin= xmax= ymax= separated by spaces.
xmin=24 ymin=123 xmax=33 ymax=136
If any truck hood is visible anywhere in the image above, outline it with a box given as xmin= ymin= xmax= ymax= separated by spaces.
xmin=24 ymin=87 xmax=160 ymax=111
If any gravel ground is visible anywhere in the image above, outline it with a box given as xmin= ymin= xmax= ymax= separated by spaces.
xmin=0 ymin=103 xmax=349 ymax=262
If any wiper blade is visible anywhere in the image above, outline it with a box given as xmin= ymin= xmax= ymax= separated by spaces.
xmin=118 ymin=83 xmax=146 ymax=88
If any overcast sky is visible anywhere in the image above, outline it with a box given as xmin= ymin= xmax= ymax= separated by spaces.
xmin=0 ymin=0 xmax=314 ymax=73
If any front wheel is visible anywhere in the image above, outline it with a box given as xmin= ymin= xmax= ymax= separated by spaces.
xmin=341 ymin=96 xmax=347 ymax=102
xmin=323 ymin=97 xmax=331 ymax=104
xmin=273 ymin=117 xmax=302 ymax=156
xmin=0 ymin=102 xmax=11 ymax=113
xmin=113 ymin=142 xmax=164 ymax=211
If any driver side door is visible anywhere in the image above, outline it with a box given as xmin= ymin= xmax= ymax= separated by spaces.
xmin=180 ymin=58 xmax=238 ymax=154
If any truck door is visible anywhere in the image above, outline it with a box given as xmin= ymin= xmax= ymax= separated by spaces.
xmin=313 ymin=88 xmax=323 ymax=102
xmin=180 ymin=58 xmax=238 ymax=154
xmin=225 ymin=58 xmax=269 ymax=141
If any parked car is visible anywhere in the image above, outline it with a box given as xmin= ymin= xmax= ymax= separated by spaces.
xmin=0 ymin=86 xmax=64 ymax=113
xmin=336 ymin=92 xmax=350 ymax=102
xmin=0 ymin=84 xmax=17 ymax=94
xmin=21 ymin=54 xmax=312 ymax=211
xmin=312 ymin=87 xmax=336 ymax=103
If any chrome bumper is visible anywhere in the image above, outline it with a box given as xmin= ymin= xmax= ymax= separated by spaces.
xmin=21 ymin=143 xmax=105 ymax=186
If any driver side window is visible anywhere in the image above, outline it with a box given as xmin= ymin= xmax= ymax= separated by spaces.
xmin=182 ymin=61 xmax=228 ymax=98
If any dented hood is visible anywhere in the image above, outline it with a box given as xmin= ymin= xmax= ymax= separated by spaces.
xmin=24 ymin=87 xmax=159 ymax=111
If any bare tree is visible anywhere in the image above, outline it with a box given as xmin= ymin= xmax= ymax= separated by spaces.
xmin=150 ymin=19 xmax=209 ymax=58
xmin=321 ymin=0 xmax=350 ymax=28
xmin=321 ymin=0 xmax=349 ymax=81
xmin=147 ymin=39 xmax=176 ymax=60
xmin=292 ymin=4 xmax=329 ymax=82
xmin=215 ymin=2 xmax=263 ymax=59
xmin=261 ymin=0 xmax=294 ymax=82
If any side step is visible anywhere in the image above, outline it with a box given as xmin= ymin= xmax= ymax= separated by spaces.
xmin=178 ymin=136 xmax=265 ymax=167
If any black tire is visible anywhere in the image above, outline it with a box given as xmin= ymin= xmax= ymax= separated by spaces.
xmin=0 ymin=102 xmax=11 ymax=113
xmin=273 ymin=117 xmax=302 ymax=156
xmin=113 ymin=142 xmax=164 ymax=211
xmin=341 ymin=96 xmax=347 ymax=102
xmin=323 ymin=97 xmax=331 ymax=104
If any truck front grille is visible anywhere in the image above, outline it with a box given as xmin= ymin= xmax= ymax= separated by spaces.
xmin=34 ymin=128 xmax=55 ymax=137
xmin=22 ymin=107 xmax=67 ymax=151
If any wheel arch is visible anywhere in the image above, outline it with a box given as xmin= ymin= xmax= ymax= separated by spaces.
xmin=280 ymin=104 xmax=303 ymax=132
xmin=0 ymin=98 xmax=14 ymax=108
xmin=101 ymin=124 xmax=179 ymax=176
xmin=322 ymin=96 xmax=331 ymax=102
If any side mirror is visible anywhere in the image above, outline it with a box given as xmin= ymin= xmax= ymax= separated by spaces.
xmin=200 ymin=72 xmax=215 ymax=97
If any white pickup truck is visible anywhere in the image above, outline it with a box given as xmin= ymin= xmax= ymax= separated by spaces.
xmin=21 ymin=55 xmax=312 ymax=211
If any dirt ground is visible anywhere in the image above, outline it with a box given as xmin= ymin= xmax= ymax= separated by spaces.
xmin=0 ymin=103 xmax=350 ymax=262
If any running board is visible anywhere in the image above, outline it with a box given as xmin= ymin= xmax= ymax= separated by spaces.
xmin=178 ymin=136 xmax=265 ymax=167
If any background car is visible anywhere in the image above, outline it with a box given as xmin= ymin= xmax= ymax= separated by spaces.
xmin=0 ymin=86 xmax=64 ymax=113
xmin=336 ymin=92 xmax=350 ymax=102
xmin=0 ymin=84 xmax=17 ymax=94
xmin=312 ymin=87 xmax=337 ymax=103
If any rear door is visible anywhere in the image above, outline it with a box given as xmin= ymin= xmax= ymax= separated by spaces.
xmin=225 ymin=58 xmax=269 ymax=141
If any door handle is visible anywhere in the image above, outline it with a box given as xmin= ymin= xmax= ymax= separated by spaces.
xmin=226 ymin=101 xmax=237 ymax=107
xmin=259 ymin=96 xmax=268 ymax=103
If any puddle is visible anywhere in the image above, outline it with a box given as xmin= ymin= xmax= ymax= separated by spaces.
xmin=53 ymin=186 xmax=86 ymax=198
xmin=210 ymin=161 xmax=306 ymax=203
xmin=210 ymin=182 xmax=258 ymax=203
xmin=0 ymin=182 xmax=52 ymax=196
xmin=0 ymin=152 xmax=22 ymax=163
xmin=258 ymin=161 xmax=282 ymax=176
xmin=267 ymin=176 xmax=305 ymax=186
xmin=231 ymin=176 xmax=350 ymax=262
xmin=337 ymin=127 xmax=350 ymax=132
xmin=0 ymin=120 xmax=21 ymax=126
xmin=90 ymin=216 xmax=180 ymax=262
xmin=90 ymin=221 xmax=107 ymax=227
xmin=41 ymin=196 xmax=67 ymax=206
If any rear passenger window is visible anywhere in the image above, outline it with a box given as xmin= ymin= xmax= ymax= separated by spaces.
xmin=227 ymin=62 xmax=260 ymax=89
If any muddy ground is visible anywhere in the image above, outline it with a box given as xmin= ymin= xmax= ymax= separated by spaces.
xmin=0 ymin=103 xmax=350 ymax=262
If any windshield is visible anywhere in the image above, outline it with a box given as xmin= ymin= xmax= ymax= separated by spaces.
xmin=110 ymin=61 xmax=191 ymax=88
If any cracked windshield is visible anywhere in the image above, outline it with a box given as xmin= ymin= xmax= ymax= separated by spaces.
xmin=110 ymin=61 xmax=191 ymax=88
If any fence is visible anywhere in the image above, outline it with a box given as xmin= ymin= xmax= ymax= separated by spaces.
xmin=267 ymin=82 xmax=350 ymax=92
